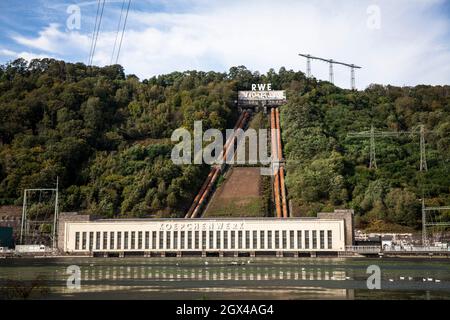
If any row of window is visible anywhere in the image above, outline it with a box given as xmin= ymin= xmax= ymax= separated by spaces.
xmin=74 ymin=230 xmax=333 ymax=251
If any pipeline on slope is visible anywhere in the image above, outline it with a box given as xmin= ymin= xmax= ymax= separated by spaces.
xmin=271 ymin=107 xmax=289 ymax=218
xmin=185 ymin=112 xmax=250 ymax=218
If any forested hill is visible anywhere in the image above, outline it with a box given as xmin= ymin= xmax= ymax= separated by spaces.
xmin=0 ymin=58 xmax=449 ymax=231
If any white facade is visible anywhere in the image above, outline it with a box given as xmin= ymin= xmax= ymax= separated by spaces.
xmin=64 ymin=218 xmax=346 ymax=253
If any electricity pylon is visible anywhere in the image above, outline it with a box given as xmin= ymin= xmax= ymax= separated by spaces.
xmin=348 ymin=125 xmax=433 ymax=171
xmin=298 ymin=53 xmax=362 ymax=89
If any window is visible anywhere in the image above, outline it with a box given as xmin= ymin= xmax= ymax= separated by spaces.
xmin=260 ymin=231 xmax=265 ymax=249
xmin=202 ymin=231 xmax=207 ymax=250
xmin=312 ymin=231 xmax=317 ymax=249
xmin=267 ymin=231 xmax=272 ymax=249
xmin=181 ymin=231 xmax=185 ymax=249
xmin=230 ymin=231 xmax=235 ymax=249
xmin=209 ymin=231 xmax=214 ymax=249
xmin=96 ymin=232 xmax=100 ymax=250
xmin=124 ymin=232 xmax=129 ymax=249
xmin=174 ymin=231 xmax=178 ymax=250
xmin=223 ymin=231 xmax=228 ymax=249
xmin=103 ymin=232 xmax=108 ymax=250
xmin=187 ymin=231 xmax=192 ymax=249
xmin=159 ymin=231 xmax=163 ymax=250
xmin=289 ymin=231 xmax=294 ymax=249
xmin=152 ymin=232 xmax=156 ymax=250
xmin=238 ymin=231 xmax=243 ymax=249
xmin=75 ymin=232 xmax=80 ymax=250
xmin=117 ymin=232 xmax=122 ymax=250
xmin=253 ymin=231 xmax=257 ymax=249
xmin=195 ymin=231 xmax=199 ymax=250
xmin=297 ymin=231 xmax=302 ymax=249
xmin=166 ymin=231 xmax=171 ymax=250
xmin=131 ymin=231 xmax=136 ymax=249
xmin=145 ymin=232 xmax=149 ymax=249
xmin=320 ymin=231 xmax=325 ymax=249
xmin=110 ymin=232 xmax=115 ymax=250
xmin=80 ymin=232 xmax=86 ymax=250
xmin=138 ymin=232 xmax=143 ymax=250
xmin=245 ymin=231 xmax=250 ymax=249
xmin=327 ymin=230 xmax=332 ymax=249
xmin=305 ymin=231 xmax=309 ymax=249
xmin=275 ymin=231 xmax=279 ymax=249
xmin=282 ymin=231 xmax=287 ymax=249
xmin=89 ymin=232 xmax=94 ymax=251
xmin=216 ymin=231 xmax=221 ymax=249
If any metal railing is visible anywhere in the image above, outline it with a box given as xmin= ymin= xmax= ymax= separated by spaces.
xmin=383 ymin=246 xmax=450 ymax=252
xmin=346 ymin=245 xmax=450 ymax=254
xmin=346 ymin=246 xmax=381 ymax=253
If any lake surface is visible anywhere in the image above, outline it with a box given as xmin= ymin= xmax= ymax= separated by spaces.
xmin=1 ymin=257 xmax=450 ymax=300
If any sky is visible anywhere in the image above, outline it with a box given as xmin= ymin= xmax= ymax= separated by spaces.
xmin=0 ymin=0 xmax=449 ymax=89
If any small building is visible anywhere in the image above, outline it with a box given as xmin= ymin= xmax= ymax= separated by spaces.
xmin=0 ymin=226 xmax=13 ymax=248
xmin=0 ymin=206 xmax=22 ymax=243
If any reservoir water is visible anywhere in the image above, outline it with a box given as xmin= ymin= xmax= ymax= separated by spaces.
xmin=1 ymin=257 xmax=449 ymax=300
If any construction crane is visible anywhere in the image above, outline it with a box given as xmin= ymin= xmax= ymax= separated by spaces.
xmin=347 ymin=125 xmax=431 ymax=171
xmin=298 ymin=54 xmax=362 ymax=90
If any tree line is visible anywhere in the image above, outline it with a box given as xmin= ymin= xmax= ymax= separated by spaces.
xmin=0 ymin=58 xmax=449 ymax=230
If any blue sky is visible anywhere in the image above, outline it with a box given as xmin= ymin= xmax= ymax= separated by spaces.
xmin=0 ymin=0 xmax=449 ymax=89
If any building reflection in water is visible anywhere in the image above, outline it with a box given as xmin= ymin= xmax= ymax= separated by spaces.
xmin=59 ymin=262 xmax=353 ymax=299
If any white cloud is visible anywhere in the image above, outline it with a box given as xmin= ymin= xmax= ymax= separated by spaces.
xmin=0 ymin=48 xmax=55 ymax=61
xmin=0 ymin=49 xmax=17 ymax=56
xmin=6 ymin=0 xmax=450 ymax=89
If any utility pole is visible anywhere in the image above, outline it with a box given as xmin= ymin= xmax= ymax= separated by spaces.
xmin=52 ymin=177 xmax=59 ymax=249
xmin=306 ymin=55 xmax=312 ymax=78
xmin=369 ymin=125 xmax=377 ymax=169
xmin=422 ymin=199 xmax=427 ymax=246
xmin=420 ymin=125 xmax=428 ymax=172
xmin=350 ymin=65 xmax=356 ymax=90
xmin=329 ymin=60 xmax=334 ymax=84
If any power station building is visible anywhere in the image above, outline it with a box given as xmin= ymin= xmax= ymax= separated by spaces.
xmin=58 ymin=210 xmax=354 ymax=256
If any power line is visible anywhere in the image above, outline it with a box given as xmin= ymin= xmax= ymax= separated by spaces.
xmin=88 ymin=0 xmax=101 ymax=65
xmin=110 ymin=0 xmax=126 ymax=65
xmin=115 ymin=0 xmax=131 ymax=65
xmin=89 ymin=0 xmax=106 ymax=66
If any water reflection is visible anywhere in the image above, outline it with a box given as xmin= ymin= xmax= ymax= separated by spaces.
xmin=68 ymin=265 xmax=348 ymax=282
xmin=53 ymin=262 xmax=353 ymax=298
xmin=1 ymin=258 xmax=450 ymax=299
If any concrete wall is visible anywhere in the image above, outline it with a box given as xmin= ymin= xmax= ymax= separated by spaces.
xmin=318 ymin=210 xmax=354 ymax=246
xmin=57 ymin=212 xmax=92 ymax=252
xmin=0 ymin=206 xmax=22 ymax=242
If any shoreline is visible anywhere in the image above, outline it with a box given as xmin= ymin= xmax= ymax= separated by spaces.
xmin=1 ymin=254 xmax=450 ymax=260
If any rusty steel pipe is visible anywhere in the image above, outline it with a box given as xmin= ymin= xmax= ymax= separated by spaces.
xmin=221 ymin=112 xmax=248 ymax=165
xmin=275 ymin=108 xmax=283 ymax=161
xmin=274 ymin=108 xmax=289 ymax=218
xmin=188 ymin=112 xmax=250 ymax=219
xmin=185 ymin=169 xmax=215 ymax=218
xmin=270 ymin=108 xmax=282 ymax=218
xmin=273 ymin=171 xmax=282 ymax=218
xmin=279 ymin=167 xmax=288 ymax=218
xmin=191 ymin=168 xmax=220 ymax=218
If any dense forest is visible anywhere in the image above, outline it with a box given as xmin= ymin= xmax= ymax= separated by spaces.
xmin=0 ymin=58 xmax=449 ymax=231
